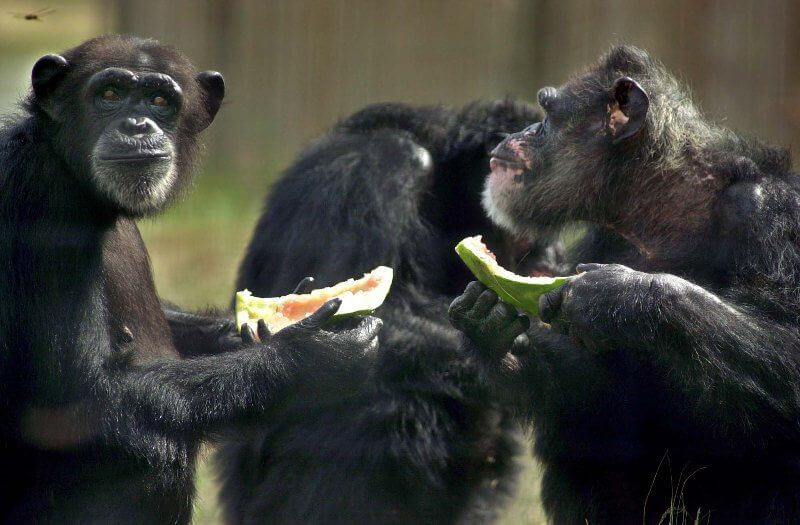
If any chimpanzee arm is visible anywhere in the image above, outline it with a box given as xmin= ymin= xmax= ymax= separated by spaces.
xmin=537 ymin=264 xmax=800 ymax=454
xmin=92 ymin=302 xmax=381 ymax=458
xmin=161 ymin=303 xmax=240 ymax=357
xmin=162 ymin=278 xmax=316 ymax=358
xmin=218 ymin=300 xmax=521 ymax=523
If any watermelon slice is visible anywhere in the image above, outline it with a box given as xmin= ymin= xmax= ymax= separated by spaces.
xmin=455 ymin=236 xmax=573 ymax=316
xmin=235 ymin=266 xmax=393 ymax=336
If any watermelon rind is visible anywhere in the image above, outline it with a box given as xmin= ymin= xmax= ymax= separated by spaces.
xmin=455 ymin=236 xmax=573 ymax=316
xmin=235 ymin=266 xmax=393 ymax=335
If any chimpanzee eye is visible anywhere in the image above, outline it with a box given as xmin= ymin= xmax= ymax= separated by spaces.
xmin=152 ymin=95 xmax=168 ymax=107
xmin=102 ymin=89 xmax=120 ymax=102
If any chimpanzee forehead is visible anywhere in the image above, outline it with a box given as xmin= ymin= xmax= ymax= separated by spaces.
xmin=560 ymin=67 xmax=619 ymax=103
xmin=536 ymin=79 xmax=599 ymax=120
xmin=64 ymin=37 xmax=196 ymax=86
xmin=121 ymin=48 xmax=188 ymax=74
xmin=82 ymin=55 xmax=188 ymax=80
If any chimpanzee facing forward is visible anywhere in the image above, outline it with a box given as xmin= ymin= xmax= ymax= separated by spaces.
xmin=450 ymin=45 xmax=800 ymax=523
xmin=0 ymin=36 xmax=379 ymax=524
xmin=217 ymin=100 xmax=562 ymax=523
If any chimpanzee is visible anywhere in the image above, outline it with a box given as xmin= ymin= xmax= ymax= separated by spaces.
xmin=450 ymin=45 xmax=800 ymax=523
xmin=217 ymin=100 xmax=563 ymax=523
xmin=0 ymin=35 xmax=379 ymax=524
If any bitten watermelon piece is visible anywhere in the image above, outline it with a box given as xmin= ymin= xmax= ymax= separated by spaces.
xmin=455 ymin=236 xmax=573 ymax=316
xmin=235 ymin=266 xmax=393 ymax=336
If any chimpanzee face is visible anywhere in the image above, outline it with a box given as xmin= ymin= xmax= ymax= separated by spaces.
xmin=30 ymin=37 xmax=225 ymax=217
xmin=83 ymin=67 xmax=184 ymax=215
xmin=481 ymin=57 xmax=650 ymax=236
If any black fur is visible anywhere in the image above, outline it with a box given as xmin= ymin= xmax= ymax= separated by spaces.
xmin=454 ymin=45 xmax=800 ymax=523
xmin=217 ymin=100 xmax=560 ymax=523
xmin=0 ymin=35 xmax=378 ymax=524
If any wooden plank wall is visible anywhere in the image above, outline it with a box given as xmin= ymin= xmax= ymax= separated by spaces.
xmin=115 ymin=0 xmax=800 ymax=183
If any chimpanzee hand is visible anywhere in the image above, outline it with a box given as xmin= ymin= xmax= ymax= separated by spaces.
xmin=449 ymin=281 xmax=530 ymax=361
xmin=241 ymin=298 xmax=382 ymax=365
xmin=227 ymin=276 xmax=318 ymax=348
xmin=538 ymin=263 xmax=654 ymax=350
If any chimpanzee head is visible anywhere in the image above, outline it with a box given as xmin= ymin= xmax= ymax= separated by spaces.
xmin=482 ymin=45 xmax=704 ymax=237
xmin=28 ymin=35 xmax=225 ymax=217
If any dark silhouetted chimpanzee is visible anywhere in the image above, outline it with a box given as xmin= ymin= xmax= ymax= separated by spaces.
xmin=217 ymin=100 xmax=565 ymax=523
xmin=450 ymin=45 xmax=800 ymax=523
xmin=0 ymin=35 xmax=380 ymax=524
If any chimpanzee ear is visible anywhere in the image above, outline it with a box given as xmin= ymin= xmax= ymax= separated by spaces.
xmin=609 ymin=77 xmax=649 ymax=144
xmin=196 ymin=71 xmax=225 ymax=131
xmin=32 ymin=54 xmax=69 ymax=116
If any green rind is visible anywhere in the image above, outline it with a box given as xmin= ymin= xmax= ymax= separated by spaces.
xmin=235 ymin=266 xmax=393 ymax=332
xmin=235 ymin=294 xmax=378 ymax=332
xmin=329 ymin=308 xmax=376 ymax=319
xmin=455 ymin=240 xmax=572 ymax=316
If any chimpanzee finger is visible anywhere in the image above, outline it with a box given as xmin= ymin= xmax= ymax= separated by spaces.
xmin=510 ymin=314 xmax=531 ymax=335
xmin=510 ymin=331 xmax=531 ymax=355
xmin=298 ymin=298 xmax=342 ymax=329
xmin=240 ymin=323 xmax=256 ymax=344
xmin=333 ymin=316 xmax=383 ymax=346
xmin=361 ymin=317 xmax=383 ymax=342
xmin=256 ymin=319 xmax=271 ymax=341
xmin=291 ymin=276 xmax=315 ymax=295
xmin=471 ymin=289 xmax=499 ymax=318
xmin=449 ymin=281 xmax=486 ymax=317
xmin=486 ymin=300 xmax=527 ymax=333
xmin=498 ymin=315 xmax=531 ymax=349
xmin=539 ymin=287 xmax=564 ymax=323
xmin=575 ymin=263 xmax=606 ymax=273
xmin=484 ymin=299 xmax=517 ymax=328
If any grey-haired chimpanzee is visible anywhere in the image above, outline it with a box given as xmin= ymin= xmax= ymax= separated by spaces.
xmin=216 ymin=100 xmax=565 ymax=523
xmin=450 ymin=45 xmax=800 ymax=523
xmin=0 ymin=35 xmax=380 ymax=524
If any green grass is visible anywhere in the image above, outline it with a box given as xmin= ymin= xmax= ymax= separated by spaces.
xmin=140 ymin=174 xmax=546 ymax=524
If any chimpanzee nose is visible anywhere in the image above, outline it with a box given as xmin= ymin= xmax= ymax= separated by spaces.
xmin=119 ymin=117 xmax=159 ymax=136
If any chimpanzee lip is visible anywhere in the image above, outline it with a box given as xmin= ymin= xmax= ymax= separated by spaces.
xmin=100 ymin=151 xmax=171 ymax=161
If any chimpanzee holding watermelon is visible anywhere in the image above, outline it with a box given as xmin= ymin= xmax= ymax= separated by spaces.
xmin=0 ymin=36 xmax=382 ymax=524
xmin=216 ymin=99 xmax=560 ymax=523
xmin=450 ymin=46 xmax=800 ymax=523
xmin=223 ymin=45 xmax=800 ymax=524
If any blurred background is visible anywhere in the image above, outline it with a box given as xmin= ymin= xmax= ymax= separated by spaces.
xmin=2 ymin=1 xmax=797 ymax=523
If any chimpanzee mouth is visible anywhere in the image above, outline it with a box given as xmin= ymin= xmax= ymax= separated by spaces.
xmin=100 ymin=151 xmax=172 ymax=162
